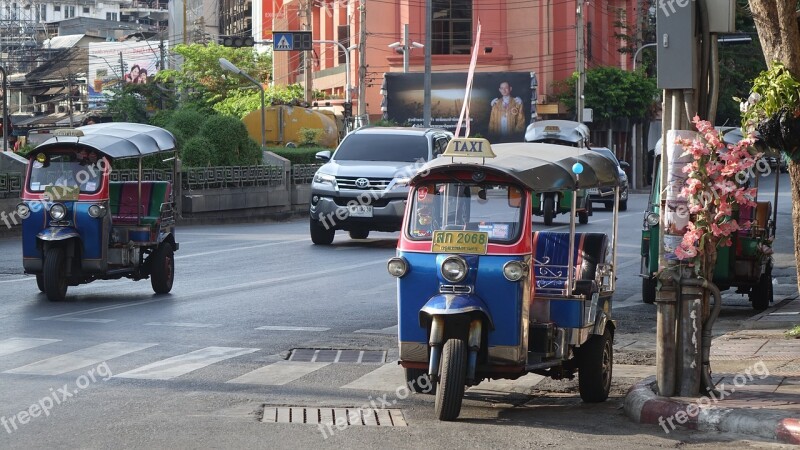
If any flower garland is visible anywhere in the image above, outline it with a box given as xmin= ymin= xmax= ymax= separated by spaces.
xmin=673 ymin=116 xmax=762 ymax=278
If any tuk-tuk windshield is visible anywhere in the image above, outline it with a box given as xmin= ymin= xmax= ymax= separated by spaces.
xmin=28 ymin=152 xmax=104 ymax=195
xmin=408 ymin=182 xmax=525 ymax=243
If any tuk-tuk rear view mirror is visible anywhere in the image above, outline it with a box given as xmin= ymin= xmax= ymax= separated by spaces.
xmin=508 ymin=187 xmax=522 ymax=208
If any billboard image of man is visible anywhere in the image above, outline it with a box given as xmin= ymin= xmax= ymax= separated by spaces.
xmin=488 ymin=81 xmax=525 ymax=137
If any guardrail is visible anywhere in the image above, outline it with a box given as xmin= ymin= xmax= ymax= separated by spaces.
xmin=0 ymin=172 xmax=22 ymax=198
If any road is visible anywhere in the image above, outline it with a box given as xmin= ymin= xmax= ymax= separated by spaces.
xmin=0 ymin=178 xmax=794 ymax=449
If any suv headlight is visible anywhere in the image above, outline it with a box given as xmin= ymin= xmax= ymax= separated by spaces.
xmin=49 ymin=203 xmax=67 ymax=221
xmin=313 ymin=172 xmax=337 ymax=188
xmin=390 ymin=176 xmax=410 ymax=190
xmin=441 ymin=256 xmax=468 ymax=283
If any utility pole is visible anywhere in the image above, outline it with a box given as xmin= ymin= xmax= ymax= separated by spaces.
xmin=159 ymin=34 xmax=167 ymax=109
xmin=575 ymin=0 xmax=585 ymax=123
xmin=403 ymin=23 xmax=409 ymax=73
xmin=358 ymin=0 xmax=367 ymax=121
xmin=119 ymin=52 xmax=125 ymax=87
xmin=66 ymin=72 xmax=74 ymax=126
xmin=423 ymin=0 xmax=431 ymax=127
xmin=303 ymin=0 xmax=313 ymax=103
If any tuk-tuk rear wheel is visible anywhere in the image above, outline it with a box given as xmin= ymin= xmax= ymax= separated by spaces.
xmin=43 ymin=247 xmax=68 ymax=302
xmin=750 ymin=272 xmax=773 ymax=311
xmin=578 ymin=328 xmax=613 ymax=403
xmin=434 ymin=338 xmax=467 ymax=421
xmin=150 ymin=244 xmax=174 ymax=294
xmin=642 ymin=275 xmax=656 ymax=304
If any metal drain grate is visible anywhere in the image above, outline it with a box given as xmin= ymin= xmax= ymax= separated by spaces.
xmin=288 ymin=349 xmax=387 ymax=364
xmin=261 ymin=407 xmax=407 ymax=426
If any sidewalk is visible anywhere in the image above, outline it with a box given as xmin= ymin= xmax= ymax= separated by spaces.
xmin=624 ymin=293 xmax=800 ymax=444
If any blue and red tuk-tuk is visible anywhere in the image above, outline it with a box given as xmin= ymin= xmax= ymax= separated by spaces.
xmin=389 ymin=137 xmax=621 ymax=420
xmin=16 ymin=123 xmax=178 ymax=301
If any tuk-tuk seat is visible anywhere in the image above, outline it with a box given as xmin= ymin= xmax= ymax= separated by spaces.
xmin=532 ymin=231 xmax=608 ymax=296
xmin=109 ymin=181 xmax=172 ymax=226
xmin=737 ymin=201 xmax=771 ymax=237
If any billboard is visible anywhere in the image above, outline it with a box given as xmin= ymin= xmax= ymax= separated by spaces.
xmin=88 ymin=41 xmax=165 ymax=108
xmin=384 ymin=72 xmax=534 ymax=143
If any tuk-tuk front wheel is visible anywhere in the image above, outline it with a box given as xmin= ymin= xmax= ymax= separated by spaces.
xmin=150 ymin=244 xmax=175 ymax=294
xmin=642 ymin=275 xmax=657 ymax=304
xmin=435 ymin=338 xmax=467 ymax=421
xmin=43 ymin=247 xmax=68 ymax=302
xmin=35 ymin=274 xmax=45 ymax=293
xmin=578 ymin=329 xmax=613 ymax=403
xmin=750 ymin=271 xmax=773 ymax=311
xmin=543 ymin=196 xmax=555 ymax=226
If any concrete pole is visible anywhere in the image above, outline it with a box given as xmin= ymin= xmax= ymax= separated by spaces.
xmin=575 ymin=1 xmax=585 ymax=123
xmin=304 ymin=0 xmax=313 ymax=103
xmin=423 ymin=0 xmax=431 ymax=127
xmin=403 ymin=23 xmax=409 ymax=73
xmin=1 ymin=65 xmax=7 ymax=152
xmin=358 ymin=0 xmax=367 ymax=120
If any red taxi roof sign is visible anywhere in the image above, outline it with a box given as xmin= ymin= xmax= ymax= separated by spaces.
xmin=442 ymin=137 xmax=496 ymax=158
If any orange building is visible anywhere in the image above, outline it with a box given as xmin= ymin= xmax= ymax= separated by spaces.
xmin=262 ymin=0 xmax=640 ymax=121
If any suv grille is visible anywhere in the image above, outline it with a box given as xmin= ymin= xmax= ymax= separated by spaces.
xmin=336 ymin=176 xmax=393 ymax=190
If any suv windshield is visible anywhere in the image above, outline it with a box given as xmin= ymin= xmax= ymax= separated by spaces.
xmin=334 ymin=134 xmax=428 ymax=162
xmin=408 ymin=182 xmax=525 ymax=243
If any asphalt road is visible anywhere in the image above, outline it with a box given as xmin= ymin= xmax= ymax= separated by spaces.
xmin=0 ymin=178 xmax=794 ymax=449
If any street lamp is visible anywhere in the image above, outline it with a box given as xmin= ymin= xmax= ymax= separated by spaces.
xmin=219 ymin=57 xmax=266 ymax=149
xmin=633 ymin=43 xmax=657 ymax=71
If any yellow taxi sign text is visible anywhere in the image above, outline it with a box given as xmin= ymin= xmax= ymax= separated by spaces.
xmin=442 ymin=138 xmax=496 ymax=158
xmin=543 ymin=125 xmax=561 ymax=134
xmin=52 ymin=129 xmax=85 ymax=137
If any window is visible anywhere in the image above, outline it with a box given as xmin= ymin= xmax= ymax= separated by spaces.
xmin=333 ymin=134 xmax=429 ymax=162
xmin=83 ymin=6 xmax=89 ymax=13
xmin=432 ymin=0 xmax=472 ymax=55
xmin=337 ymin=25 xmax=350 ymax=65
xmin=53 ymin=4 xmax=60 ymax=12
xmin=35 ymin=4 xmax=46 ymax=21
xmin=106 ymin=12 xmax=117 ymax=21
xmin=64 ymin=5 xmax=74 ymax=17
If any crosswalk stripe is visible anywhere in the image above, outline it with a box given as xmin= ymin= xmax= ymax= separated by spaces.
xmin=255 ymin=326 xmax=330 ymax=332
xmin=227 ymin=361 xmax=329 ymax=386
xmin=341 ymin=362 xmax=406 ymax=391
xmin=144 ymin=322 xmax=222 ymax=328
xmin=4 ymin=342 xmax=157 ymax=375
xmin=354 ymin=325 xmax=398 ymax=335
xmin=0 ymin=338 xmax=61 ymax=357
xmin=115 ymin=347 xmax=259 ymax=380
xmin=54 ymin=318 xmax=115 ymax=323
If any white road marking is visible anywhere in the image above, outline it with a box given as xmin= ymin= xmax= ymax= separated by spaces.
xmin=115 ymin=346 xmax=259 ymax=380
xmin=54 ymin=318 xmax=115 ymax=323
xmin=255 ymin=326 xmax=330 ymax=332
xmin=0 ymin=277 xmax=35 ymax=284
xmin=354 ymin=325 xmax=398 ymax=335
xmin=228 ymin=361 xmax=330 ymax=386
xmin=0 ymin=338 xmax=60 ymax=357
xmin=4 ymin=342 xmax=157 ymax=375
xmin=174 ymin=239 xmax=307 ymax=260
xmin=341 ymin=362 xmax=406 ymax=391
xmin=145 ymin=322 xmax=223 ymax=328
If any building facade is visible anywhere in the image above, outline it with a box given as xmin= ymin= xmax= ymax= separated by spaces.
xmin=258 ymin=0 xmax=640 ymax=121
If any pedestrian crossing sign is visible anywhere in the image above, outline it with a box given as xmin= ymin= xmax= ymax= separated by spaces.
xmin=272 ymin=31 xmax=312 ymax=51
xmin=274 ymin=33 xmax=292 ymax=50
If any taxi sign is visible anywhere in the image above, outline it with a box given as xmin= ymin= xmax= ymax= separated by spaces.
xmin=543 ymin=125 xmax=561 ymax=134
xmin=441 ymin=138 xmax=496 ymax=158
xmin=52 ymin=129 xmax=85 ymax=137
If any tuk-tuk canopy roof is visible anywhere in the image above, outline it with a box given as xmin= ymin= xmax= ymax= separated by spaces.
xmin=34 ymin=123 xmax=177 ymax=159
xmin=413 ymin=142 xmax=620 ymax=191
xmin=525 ymin=120 xmax=590 ymax=145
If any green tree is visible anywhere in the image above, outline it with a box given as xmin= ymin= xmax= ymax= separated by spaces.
xmin=105 ymin=88 xmax=148 ymax=123
xmin=556 ymin=66 xmax=658 ymax=123
xmin=211 ymin=84 xmax=306 ymax=118
xmin=155 ymin=43 xmax=272 ymax=107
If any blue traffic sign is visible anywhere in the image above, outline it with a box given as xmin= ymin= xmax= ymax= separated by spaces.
xmin=272 ymin=31 xmax=312 ymax=51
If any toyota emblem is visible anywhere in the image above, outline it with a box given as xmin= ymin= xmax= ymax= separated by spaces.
xmin=355 ymin=178 xmax=370 ymax=188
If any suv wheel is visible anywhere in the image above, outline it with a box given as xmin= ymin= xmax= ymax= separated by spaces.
xmin=310 ymin=218 xmax=335 ymax=245
xmin=349 ymin=229 xmax=369 ymax=240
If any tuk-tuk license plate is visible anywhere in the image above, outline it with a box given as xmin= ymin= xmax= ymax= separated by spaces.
xmin=587 ymin=188 xmax=599 ymax=195
xmin=347 ymin=205 xmax=373 ymax=217
xmin=431 ymin=231 xmax=489 ymax=255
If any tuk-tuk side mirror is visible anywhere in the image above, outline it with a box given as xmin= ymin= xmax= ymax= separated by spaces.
xmin=315 ymin=151 xmax=332 ymax=162
xmin=508 ymin=187 xmax=522 ymax=208
xmin=619 ymin=161 xmax=630 ymax=170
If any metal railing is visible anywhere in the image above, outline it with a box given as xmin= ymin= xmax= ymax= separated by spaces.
xmin=291 ymin=164 xmax=322 ymax=185
xmin=0 ymin=172 xmax=22 ymax=198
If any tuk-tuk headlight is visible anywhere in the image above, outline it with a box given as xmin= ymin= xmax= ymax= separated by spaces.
xmin=88 ymin=204 xmax=107 ymax=218
xmin=15 ymin=203 xmax=30 ymax=219
xmin=387 ymin=257 xmax=408 ymax=278
xmin=503 ymin=261 xmax=528 ymax=282
xmin=646 ymin=212 xmax=660 ymax=226
xmin=49 ymin=203 xmax=67 ymax=221
xmin=441 ymin=256 xmax=468 ymax=283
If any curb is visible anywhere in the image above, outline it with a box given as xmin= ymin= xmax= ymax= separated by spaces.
xmin=624 ymin=378 xmax=800 ymax=444
xmin=741 ymin=295 xmax=800 ymax=330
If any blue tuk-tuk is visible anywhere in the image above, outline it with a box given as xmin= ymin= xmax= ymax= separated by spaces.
xmin=16 ymin=123 xmax=178 ymax=301
xmin=389 ymin=138 xmax=621 ymax=420
xmin=525 ymin=120 xmax=593 ymax=225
